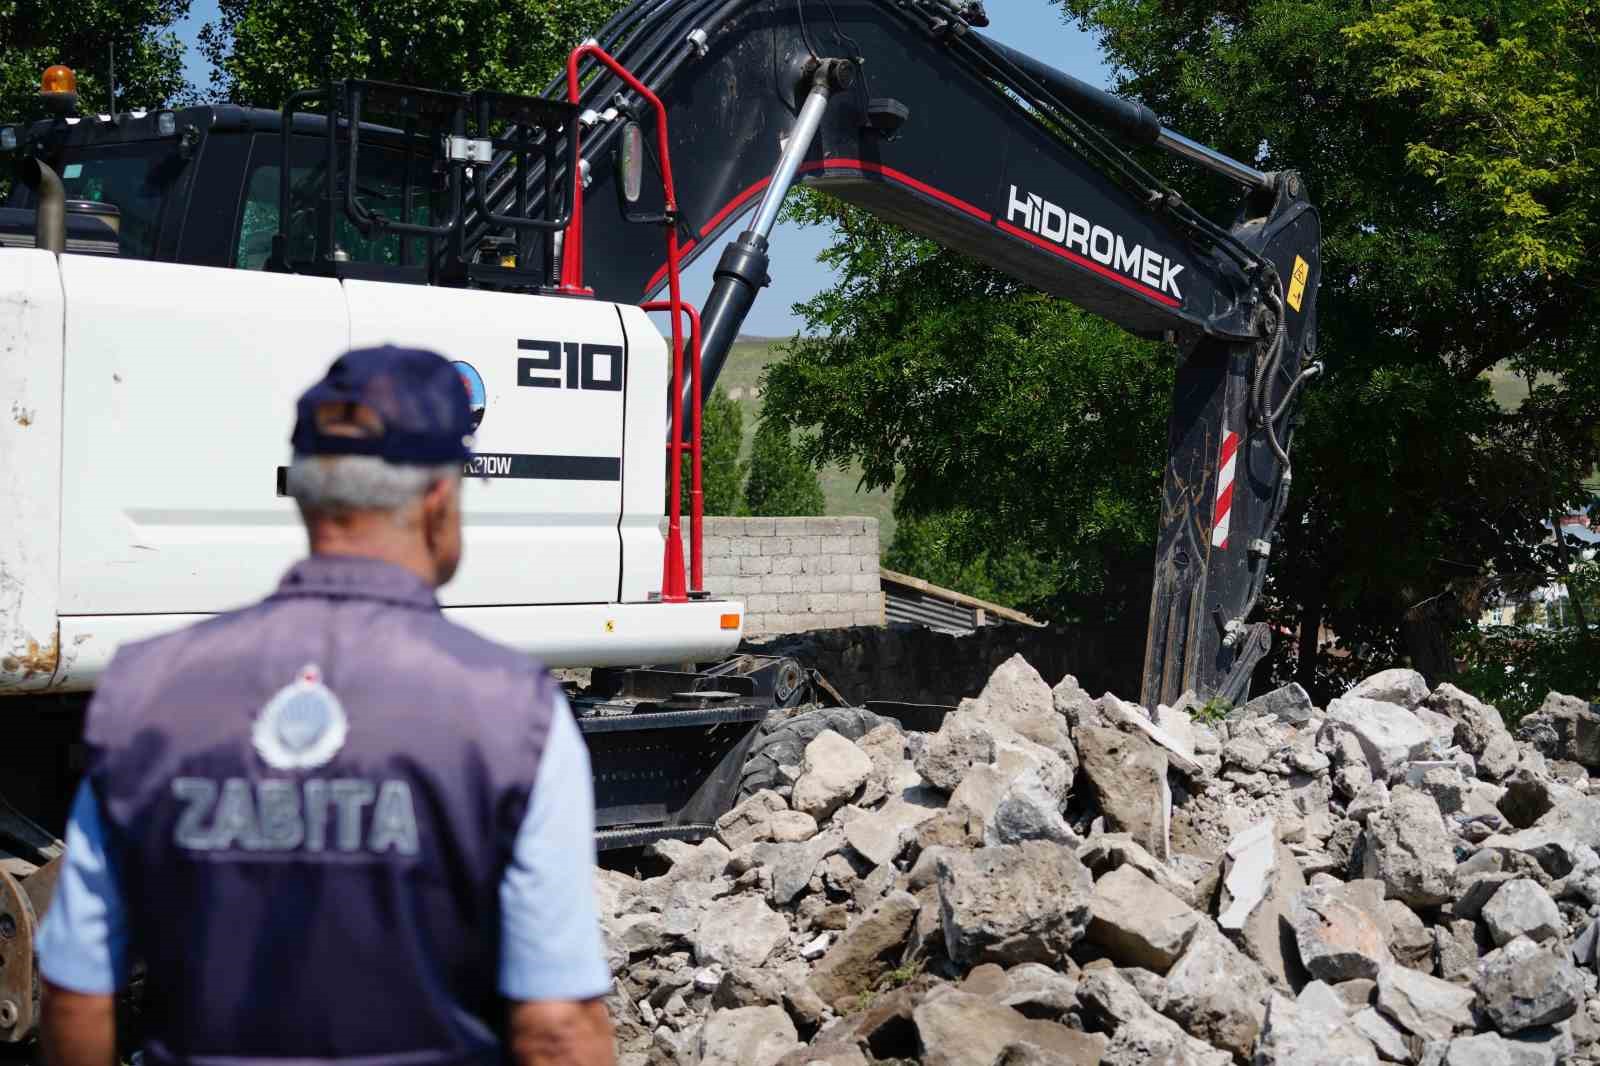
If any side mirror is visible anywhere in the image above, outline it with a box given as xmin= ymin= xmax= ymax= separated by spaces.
xmin=617 ymin=120 xmax=644 ymax=204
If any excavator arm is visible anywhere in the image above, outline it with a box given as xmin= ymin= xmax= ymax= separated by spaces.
xmin=497 ymin=0 xmax=1323 ymax=707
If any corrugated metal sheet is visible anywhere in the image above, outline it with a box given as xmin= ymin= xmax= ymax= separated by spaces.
xmin=885 ymin=586 xmax=982 ymax=633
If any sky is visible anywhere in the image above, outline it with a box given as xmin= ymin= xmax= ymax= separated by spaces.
xmin=172 ymin=1 xmax=1112 ymax=335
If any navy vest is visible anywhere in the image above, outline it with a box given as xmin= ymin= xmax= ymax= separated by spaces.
xmin=84 ymin=557 xmax=560 ymax=1066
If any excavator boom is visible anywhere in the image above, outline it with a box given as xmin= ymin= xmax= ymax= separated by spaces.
xmin=527 ymin=0 xmax=1322 ymax=705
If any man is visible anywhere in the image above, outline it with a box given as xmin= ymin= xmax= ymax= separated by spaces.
xmin=36 ymin=345 xmax=615 ymax=1066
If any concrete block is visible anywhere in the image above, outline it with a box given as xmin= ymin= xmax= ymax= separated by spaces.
xmin=775 ymin=517 xmax=810 ymax=536
xmin=806 ymin=518 xmax=838 ymax=534
xmin=729 ymin=538 xmax=760 ymax=557
xmin=745 ymin=616 xmax=775 ymax=637
xmin=862 ymin=518 xmax=879 ymax=538
xmin=855 ymin=609 xmax=884 ymax=628
xmin=789 ymin=536 xmax=820 ymax=556
xmin=830 ymin=555 xmax=862 ymax=575
xmin=819 ymin=535 xmax=850 ymax=553
xmin=850 ymin=535 xmax=880 ymax=556
xmin=746 ymin=594 xmax=779 ymax=614
xmin=730 ymin=576 xmax=763 ymax=595
xmin=745 ymin=518 xmax=776 ymax=537
xmin=800 ymin=555 xmax=834 ymax=575
xmin=762 ymin=574 xmax=794 ymax=594
xmin=810 ymin=593 xmax=841 ymax=612
xmin=822 ymin=573 xmax=853 ymax=593
xmin=852 ymin=572 xmax=880 ymax=592
xmin=839 ymin=592 xmax=869 ymax=612
xmin=739 ymin=556 xmax=773 ymax=575
xmin=792 ymin=576 xmax=821 ymax=594
xmin=771 ymin=556 xmax=803 ymax=576
xmin=706 ymin=555 xmax=739 ymax=577
xmin=760 ymin=537 xmax=792 ymax=556
xmin=701 ymin=536 xmax=731 ymax=558
xmin=779 ymin=594 xmax=810 ymax=614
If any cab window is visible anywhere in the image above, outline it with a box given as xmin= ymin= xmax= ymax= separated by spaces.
xmin=57 ymin=141 xmax=184 ymax=257
xmin=235 ymin=135 xmax=436 ymax=270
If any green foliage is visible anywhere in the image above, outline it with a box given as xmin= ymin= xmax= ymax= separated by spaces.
xmin=1 ymin=0 xmax=190 ymax=123
xmin=1192 ymin=697 xmax=1233 ymax=724
xmin=1056 ymin=0 xmax=1597 ymax=695
xmin=1344 ymin=0 xmax=1595 ymax=280
xmin=744 ymin=416 xmax=825 ymax=517
xmin=884 ymin=502 xmax=1059 ymax=612
xmin=677 ymin=386 xmax=746 ymax=517
xmin=201 ymin=0 xmax=622 ymax=105
xmin=1457 ymin=562 xmax=1600 ymax=722
xmin=765 ymin=193 xmax=1172 ymax=630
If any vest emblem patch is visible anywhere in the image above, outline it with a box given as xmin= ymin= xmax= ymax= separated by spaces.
xmin=253 ymin=664 xmax=349 ymax=770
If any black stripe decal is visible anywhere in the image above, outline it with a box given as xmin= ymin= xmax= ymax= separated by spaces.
xmin=465 ymin=453 xmax=621 ymax=481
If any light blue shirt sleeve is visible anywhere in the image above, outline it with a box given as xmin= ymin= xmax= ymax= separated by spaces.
xmin=36 ymin=781 xmax=130 ymax=995
xmin=498 ymin=692 xmax=612 ymax=1002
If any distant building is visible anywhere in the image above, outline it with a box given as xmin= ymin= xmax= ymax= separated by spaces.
xmin=879 ymin=568 xmax=1045 ymax=635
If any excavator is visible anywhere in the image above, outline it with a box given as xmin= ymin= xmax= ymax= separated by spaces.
xmin=0 ymin=0 xmax=1321 ymax=1036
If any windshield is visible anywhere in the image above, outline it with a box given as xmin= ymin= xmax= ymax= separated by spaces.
xmin=57 ymin=141 xmax=184 ymax=258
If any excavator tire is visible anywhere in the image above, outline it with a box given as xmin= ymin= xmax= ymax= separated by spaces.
xmin=734 ymin=704 xmax=896 ymax=804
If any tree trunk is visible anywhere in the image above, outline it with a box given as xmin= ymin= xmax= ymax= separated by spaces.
xmin=1401 ymin=593 xmax=1461 ymax=687
xmin=1295 ymin=596 xmax=1324 ymax=697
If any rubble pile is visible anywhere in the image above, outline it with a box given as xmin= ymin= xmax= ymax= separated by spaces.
xmin=597 ymin=655 xmax=1600 ymax=1066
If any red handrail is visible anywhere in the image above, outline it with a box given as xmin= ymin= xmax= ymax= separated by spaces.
xmin=642 ymin=301 xmax=704 ymax=595
xmin=566 ymin=44 xmax=691 ymax=602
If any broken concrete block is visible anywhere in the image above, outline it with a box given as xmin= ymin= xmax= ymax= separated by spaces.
xmin=808 ymin=890 xmax=919 ymax=1011
xmin=911 ymin=989 xmax=1108 ymax=1066
xmin=1473 ymin=936 xmax=1583 ymax=1034
xmin=1425 ymin=684 xmax=1519 ymax=781
xmin=1160 ymin=930 xmax=1271 ymax=1059
xmin=1076 ymin=724 xmax=1171 ymax=861
xmin=1292 ymin=883 xmax=1393 ymax=982
xmin=1253 ymin=992 xmax=1381 ymax=1065
xmin=693 ymin=1005 xmax=801 ymax=1066
xmin=1376 ymin=964 xmax=1476 ymax=1042
xmin=792 ymin=730 xmax=874 ymax=822
xmin=1242 ymin=682 xmax=1317 ymax=725
xmin=1217 ymin=818 xmax=1307 ymax=988
xmin=1086 ymin=864 xmax=1205 ymax=973
xmin=1481 ymin=878 xmax=1563 ymax=947
xmin=1362 ymin=787 xmax=1458 ymax=907
xmin=1322 ymin=696 xmax=1438 ymax=783
xmin=1099 ymin=693 xmax=1205 ymax=777
xmin=1347 ymin=668 xmax=1431 ymax=709
xmin=715 ymin=789 xmax=790 ymax=850
xmin=936 ymin=841 xmax=1094 ymax=967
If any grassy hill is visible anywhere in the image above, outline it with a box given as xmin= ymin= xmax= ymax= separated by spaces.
xmin=720 ymin=336 xmax=896 ymax=545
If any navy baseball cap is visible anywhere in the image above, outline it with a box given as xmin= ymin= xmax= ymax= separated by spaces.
xmin=292 ymin=345 xmax=474 ymax=465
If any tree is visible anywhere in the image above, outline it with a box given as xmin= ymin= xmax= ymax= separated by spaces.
xmin=200 ymin=0 xmax=621 ymax=105
xmin=744 ymin=417 xmax=824 ymax=517
xmin=676 ymin=386 xmax=745 ymax=517
xmin=1052 ymin=0 xmax=1597 ymax=694
xmin=2 ymin=0 xmax=190 ymax=123
xmin=884 ymin=501 xmax=1059 ymax=611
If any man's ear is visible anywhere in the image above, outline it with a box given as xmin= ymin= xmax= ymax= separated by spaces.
xmin=420 ymin=477 xmax=453 ymax=537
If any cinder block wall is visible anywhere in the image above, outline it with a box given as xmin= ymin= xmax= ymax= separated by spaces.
xmin=664 ymin=517 xmax=884 ymax=636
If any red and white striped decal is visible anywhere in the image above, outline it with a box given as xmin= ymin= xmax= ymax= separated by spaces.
xmin=1211 ymin=429 xmax=1240 ymax=549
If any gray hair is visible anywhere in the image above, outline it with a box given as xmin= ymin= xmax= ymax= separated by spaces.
xmin=286 ymin=455 xmax=459 ymax=515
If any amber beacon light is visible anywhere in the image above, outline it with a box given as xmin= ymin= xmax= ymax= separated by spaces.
xmin=41 ymin=65 xmax=76 ymax=96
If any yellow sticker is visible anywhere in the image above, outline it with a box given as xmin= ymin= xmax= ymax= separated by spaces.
xmin=1287 ymin=255 xmax=1309 ymax=313
xmin=604 ymin=620 xmax=616 ymax=634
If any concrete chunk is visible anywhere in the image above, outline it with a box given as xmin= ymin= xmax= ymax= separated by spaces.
xmin=1086 ymin=864 xmax=1205 ymax=972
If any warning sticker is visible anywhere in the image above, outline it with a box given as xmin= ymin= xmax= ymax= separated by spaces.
xmin=1287 ymin=255 xmax=1310 ymax=313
